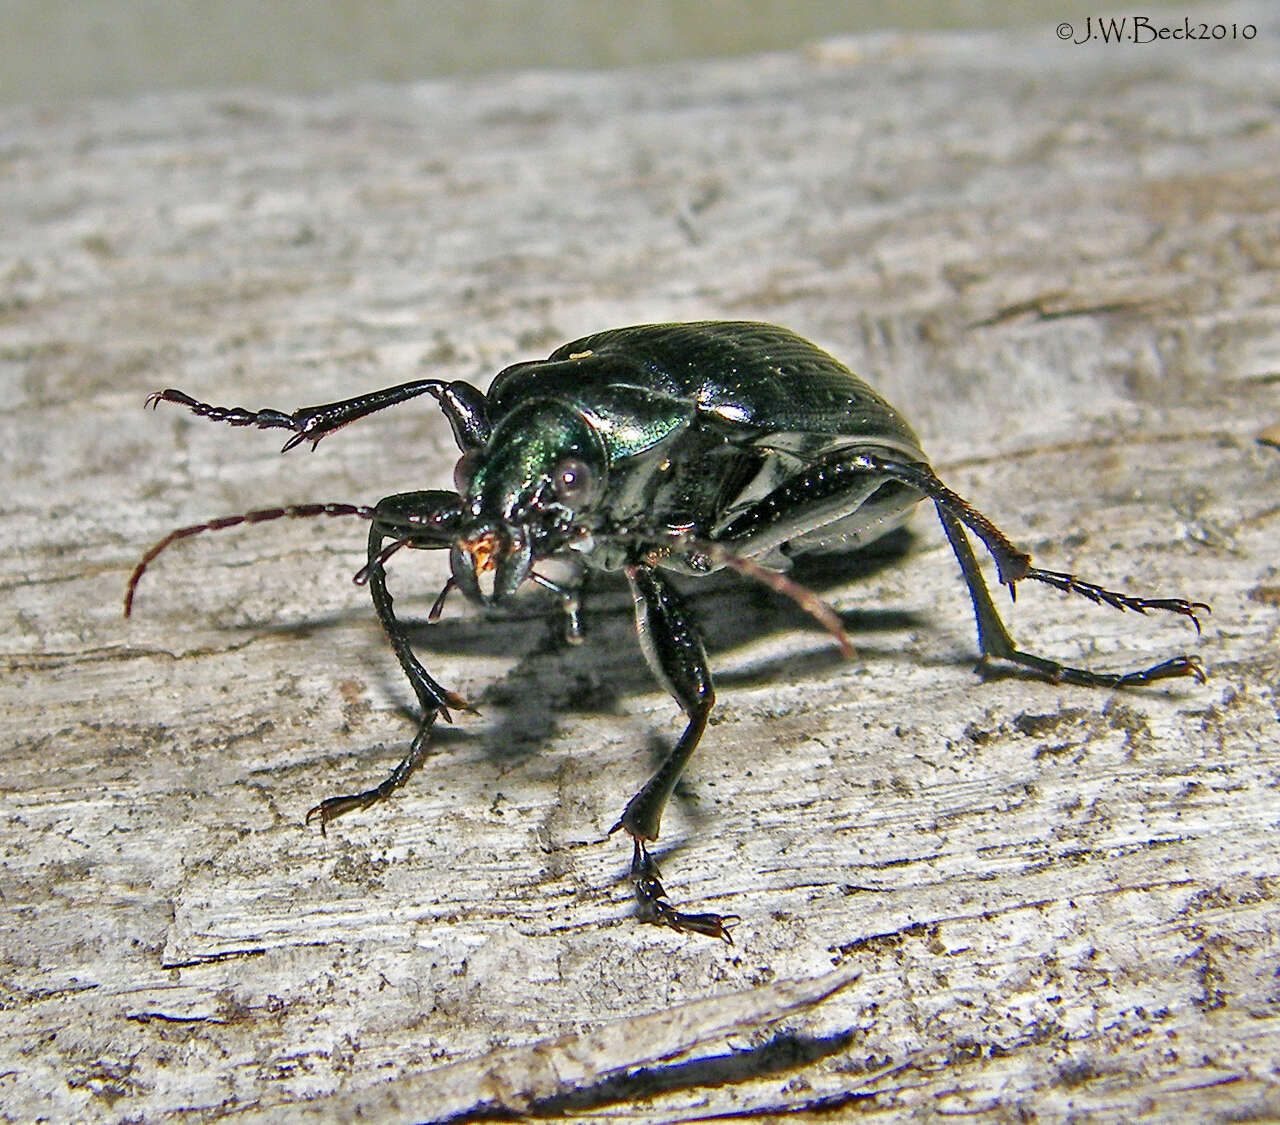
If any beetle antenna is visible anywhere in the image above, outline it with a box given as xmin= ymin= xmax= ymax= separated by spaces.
xmin=125 ymin=502 xmax=375 ymax=617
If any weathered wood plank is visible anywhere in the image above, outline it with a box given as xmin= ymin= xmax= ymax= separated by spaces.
xmin=2 ymin=7 xmax=1276 ymax=1120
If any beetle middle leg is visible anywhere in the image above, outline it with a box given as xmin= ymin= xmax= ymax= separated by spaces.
xmin=306 ymin=490 xmax=467 ymax=829
xmin=612 ymin=564 xmax=736 ymax=941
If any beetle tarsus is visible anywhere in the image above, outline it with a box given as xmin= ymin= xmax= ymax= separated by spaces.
xmin=306 ymin=715 xmax=438 ymax=832
xmin=1024 ymin=567 xmax=1210 ymax=632
xmin=145 ymin=388 xmax=302 ymax=437
xmin=1115 ymin=653 xmax=1207 ymax=686
xmin=977 ymin=647 xmax=1205 ymax=688
xmin=629 ymin=840 xmax=736 ymax=943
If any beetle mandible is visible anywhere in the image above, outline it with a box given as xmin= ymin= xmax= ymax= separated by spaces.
xmin=127 ymin=321 xmax=1208 ymax=941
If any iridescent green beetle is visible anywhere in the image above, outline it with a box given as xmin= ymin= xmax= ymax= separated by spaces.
xmin=128 ymin=322 xmax=1207 ymax=940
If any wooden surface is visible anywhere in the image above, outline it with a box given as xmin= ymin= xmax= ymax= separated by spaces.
xmin=3 ymin=6 xmax=1278 ymax=1121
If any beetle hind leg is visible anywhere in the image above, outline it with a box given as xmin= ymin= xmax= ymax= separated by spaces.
xmin=839 ymin=453 xmax=1207 ymax=686
xmin=935 ymin=504 xmax=1206 ymax=688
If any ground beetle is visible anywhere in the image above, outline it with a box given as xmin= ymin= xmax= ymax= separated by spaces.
xmin=127 ymin=321 xmax=1208 ymax=941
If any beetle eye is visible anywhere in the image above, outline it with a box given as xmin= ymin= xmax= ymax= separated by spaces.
xmin=453 ymin=449 xmax=482 ymax=494
xmin=551 ymin=457 xmax=596 ymax=506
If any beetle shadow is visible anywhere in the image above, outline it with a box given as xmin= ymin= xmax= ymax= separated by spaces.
xmin=364 ymin=527 xmax=927 ymax=773
xmin=440 ymin=1026 xmax=860 ymax=1123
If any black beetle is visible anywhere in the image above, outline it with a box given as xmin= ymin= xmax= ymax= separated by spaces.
xmin=127 ymin=321 xmax=1207 ymax=941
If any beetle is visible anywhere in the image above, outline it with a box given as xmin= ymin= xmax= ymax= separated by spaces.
xmin=126 ymin=321 xmax=1208 ymax=941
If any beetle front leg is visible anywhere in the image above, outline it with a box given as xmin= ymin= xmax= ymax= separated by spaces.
xmin=306 ymin=497 xmax=467 ymax=830
xmin=305 ymin=716 xmax=439 ymax=831
xmin=365 ymin=500 xmax=470 ymax=718
xmin=613 ymin=565 xmax=736 ymax=942
xmin=147 ymin=378 xmax=491 ymax=453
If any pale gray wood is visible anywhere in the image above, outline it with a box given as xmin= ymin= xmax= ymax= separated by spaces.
xmin=2 ymin=6 xmax=1277 ymax=1121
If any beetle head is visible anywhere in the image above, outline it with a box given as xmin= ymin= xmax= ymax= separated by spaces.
xmin=450 ymin=399 xmax=606 ymax=605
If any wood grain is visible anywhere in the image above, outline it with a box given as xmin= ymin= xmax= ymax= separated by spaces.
xmin=2 ymin=7 xmax=1277 ymax=1120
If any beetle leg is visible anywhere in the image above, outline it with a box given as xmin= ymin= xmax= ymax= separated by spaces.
xmin=629 ymin=839 xmax=738 ymax=943
xmin=851 ymin=454 xmax=1207 ymax=626
xmin=712 ymin=448 xmax=1205 ymax=685
xmin=528 ymin=564 xmax=588 ymax=644
xmin=617 ymin=565 xmax=714 ymax=839
xmin=610 ymin=565 xmax=731 ymax=938
xmin=146 ymin=378 xmax=491 ymax=453
xmin=306 ymin=493 xmax=469 ymax=830
xmin=851 ymin=453 xmax=1208 ymax=685
xmin=934 ymin=504 xmax=1204 ymax=687
xmin=306 ymin=716 xmax=438 ymax=830
xmin=363 ymin=514 xmax=471 ymax=717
